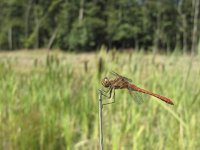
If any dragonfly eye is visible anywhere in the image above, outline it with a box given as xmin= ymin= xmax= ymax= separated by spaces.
xmin=101 ymin=77 xmax=110 ymax=87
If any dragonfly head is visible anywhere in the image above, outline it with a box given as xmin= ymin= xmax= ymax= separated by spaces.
xmin=101 ymin=77 xmax=111 ymax=88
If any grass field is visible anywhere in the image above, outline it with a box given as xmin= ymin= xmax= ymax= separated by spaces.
xmin=0 ymin=49 xmax=200 ymax=150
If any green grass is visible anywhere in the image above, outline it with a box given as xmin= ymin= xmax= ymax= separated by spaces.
xmin=0 ymin=50 xmax=200 ymax=150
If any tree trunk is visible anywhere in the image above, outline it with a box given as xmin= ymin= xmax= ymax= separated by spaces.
xmin=79 ymin=0 xmax=84 ymax=23
xmin=47 ymin=29 xmax=58 ymax=50
xmin=25 ymin=0 xmax=33 ymax=39
xmin=175 ymin=33 xmax=181 ymax=51
xmin=177 ymin=0 xmax=188 ymax=53
xmin=35 ymin=11 xmax=40 ymax=49
xmin=153 ymin=2 xmax=162 ymax=57
xmin=8 ymin=28 xmax=12 ymax=50
xmin=33 ymin=4 xmax=48 ymax=49
xmin=153 ymin=14 xmax=160 ymax=58
xmin=167 ymin=41 xmax=170 ymax=54
xmin=182 ymin=15 xmax=188 ymax=53
xmin=191 ymin=0 xmax=200 ymax=55
xmin=135 ymin=34 xmax=139 ymax=50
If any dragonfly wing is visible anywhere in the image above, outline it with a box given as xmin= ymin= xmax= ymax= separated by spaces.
xmin=128 ymin=88 xmax=144 ymax=104
xmin=110 ymin=71 xmax=132 ymax=82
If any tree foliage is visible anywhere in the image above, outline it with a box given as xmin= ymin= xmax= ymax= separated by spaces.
xmin=0 ymin=0 xmax=199 ymax=52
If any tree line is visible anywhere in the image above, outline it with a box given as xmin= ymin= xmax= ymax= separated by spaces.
xmin=0 ymin=0 xmax=199 ymax=52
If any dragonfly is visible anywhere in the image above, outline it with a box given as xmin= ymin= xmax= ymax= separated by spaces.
xmin=100 ymin=71 xmax=174 ymax=105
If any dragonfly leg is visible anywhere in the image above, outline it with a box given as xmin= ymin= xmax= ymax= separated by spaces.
xmin=99 ymin=87 xmax=111 ymax=98
xmin=100 ymin=91 xmax=109 ymax=98
xmin=102 ymin=87 xmax=113 ymax=99
xmin=100 ymin=87 xmax=109 ymax=93
xmin=103 ymin=89 xmax=115 ymax=105
xmin=108 ymin=87 xmax=113 ymax=98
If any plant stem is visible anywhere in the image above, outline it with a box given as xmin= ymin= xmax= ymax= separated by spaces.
xmin=99 ymin=90 xmax=103 ymax=150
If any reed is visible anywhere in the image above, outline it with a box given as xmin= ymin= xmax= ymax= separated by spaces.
xmin=0 ymin=50 xmax=200 ymax=149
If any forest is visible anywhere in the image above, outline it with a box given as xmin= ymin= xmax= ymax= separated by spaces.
xmin=0 ymin=0 xmax=199 ymax=52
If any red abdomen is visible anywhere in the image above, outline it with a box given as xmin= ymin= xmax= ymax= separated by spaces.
xmin=130 ymin=84 xmax=174 ymax=105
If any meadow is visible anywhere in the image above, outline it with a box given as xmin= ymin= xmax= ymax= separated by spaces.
xmin=0 ymin=49 xmax=200 ymax=150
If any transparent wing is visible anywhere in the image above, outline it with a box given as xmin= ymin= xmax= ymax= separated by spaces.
xmin=128 ymin=88 xmax=144 ymax=104
xmin=110 ymin=71 xmax=132 ymax=82
xmin=129 ymin=88 xmax=152 ymax=105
